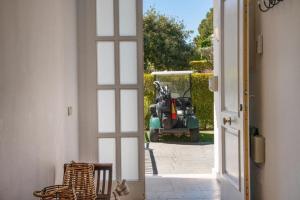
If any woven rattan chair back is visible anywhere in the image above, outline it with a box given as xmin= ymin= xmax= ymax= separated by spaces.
xmin=63 ymin=163 xmax=96 ymax=200
xmin=94 ymin=163 xmax=113 ymax=200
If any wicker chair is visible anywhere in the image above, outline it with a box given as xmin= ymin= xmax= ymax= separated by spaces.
xmin=34 ymin=163 xmax=96 ymax=200
xmin=63 ymin=163 xmax=96 ymax=200
xmin=34 ymin=163 xmax=115 ymax=200
xmin=94 ymin=163 xmax=113 ymax=200
xmin=33 ymin=185 xmax=76 ymax=200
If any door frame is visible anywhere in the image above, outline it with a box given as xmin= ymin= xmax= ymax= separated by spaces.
xmin=78 ymin=0 xmax=251 ymax=198
xmin=214 ymin=0 xmax=250 ymax=199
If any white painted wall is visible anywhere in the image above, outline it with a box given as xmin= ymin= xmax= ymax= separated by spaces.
xmin=253 ymin=1 xmax=300 ymax=199
xmin=0 ymin=0 xmax=78 ymax=199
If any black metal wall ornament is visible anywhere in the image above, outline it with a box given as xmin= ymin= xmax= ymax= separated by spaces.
xmin=258 ymin=0 xmax=284 ymax=12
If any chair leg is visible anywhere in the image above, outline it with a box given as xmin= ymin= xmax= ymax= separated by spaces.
xmin=113 ymin=192 xmax=119 ymax=200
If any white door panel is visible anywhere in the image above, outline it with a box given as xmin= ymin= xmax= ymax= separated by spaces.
xmin=119 ymin=42 xmax=138 ymax=84
xmin=98 ymin=138 xmax=116 ymax=179
xmin=119 ymin=0 xmax=137 ymax=36
xmin=223 ymin=0 xmax=239 ymax=113
xmin=217 ymin=0 xmax=249 ymax=199
xmin=121 ymin=138 xmax=139 ymax=180
xmin=96 ymin=0 xmax=114 ymax=36
xmin=120 ymin=90 xmax=138 ymax=132
xmin=97 ymin=90 xmax=116 ymax=133
xmin=97 ymin=42 xmax=115 ymax=85
xmin=224 ymin=127 xmax=240 ymax=190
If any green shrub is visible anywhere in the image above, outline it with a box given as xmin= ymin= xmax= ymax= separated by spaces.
xmin=190 ymin=60 xmax=213 ymax=72
xmin=143 ymin=73 xmax=214 ymax=130
xmin=191 ymin=73 xmax=214 ymax=130
xmin=144 ymin=74 xmax=155 ymax=129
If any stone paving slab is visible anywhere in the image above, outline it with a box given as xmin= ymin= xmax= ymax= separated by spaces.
xmin=145 ymin=142 xmax=219 ymax=200
xmin=145 ymin=142 xmax=214 ymax=175
xmin=146 ymin=175 xmax=220 ymax=200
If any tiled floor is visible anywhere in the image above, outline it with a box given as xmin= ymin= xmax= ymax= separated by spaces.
xmin=145 ymin=142 xmax=220 ymax=200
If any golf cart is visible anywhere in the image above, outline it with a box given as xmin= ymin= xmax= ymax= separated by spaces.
xmin=149 ymin=71 xmax=200 ymax=142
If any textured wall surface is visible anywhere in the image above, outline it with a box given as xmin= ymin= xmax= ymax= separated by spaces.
xmin=0 ymin=0 xmax=78 ymax=199
xmin=253 ymin=1 xmax=300 ymax=199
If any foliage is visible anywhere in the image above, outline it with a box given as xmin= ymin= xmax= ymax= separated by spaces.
xmin=197 ymin=46 xmax=213 ymax=64
xmin=144 ymin=131 xmax=214 ymax=143
xmin=144 ymin=73 xmax=214 ymax=130
xmin=191 ymin=73 xmax=214 ymax=130
xmin=194 ymin=8 xmax=214 ymax=48
xmin=155 ymin=75 xmax=191 ymax=97
xmin=144 ymin=8 xmax=195 ymax=72
xmin=192 ymin=9 xmax=214 ymax=72
xmin=200 ymin=131 xmax=214 ymax=143
xmin=144 ymin=74 xmax=155 ymax=129
xmin=190 ymin=60 xmax=213 ymax=72
xmin=198 ymin=46 xmax=214 ymax=68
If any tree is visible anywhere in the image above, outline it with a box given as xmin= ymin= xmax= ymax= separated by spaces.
xmin=191 ymin=8 xmax=214 ymax=72
xmin=144 ymin=8 xmax=195 ymax=72
xmin=194 ymin=8 xmax=213 ymax=48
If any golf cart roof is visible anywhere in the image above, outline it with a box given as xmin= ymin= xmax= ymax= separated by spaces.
xmin=151 ymin=71 xmax=193 ymax=76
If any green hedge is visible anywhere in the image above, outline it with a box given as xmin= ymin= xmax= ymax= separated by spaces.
xmin=144 ymin=74 xmax=155 ymax=130
xmin=144 ymin=73 xmax=214 ymax=130
xmin=191 ymin=73 xmax=214 ymax=130
xmin=190 ymin=60 xmax=213 ymax=72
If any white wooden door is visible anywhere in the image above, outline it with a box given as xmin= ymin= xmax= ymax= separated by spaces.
xmin=217 ymin=0 xmax=249 ymax=199
xmin=78 ymin=0 xmax=144 ymax=199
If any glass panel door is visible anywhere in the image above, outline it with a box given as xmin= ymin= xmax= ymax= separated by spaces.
xmin=95 ymin=0 xmax=144 ymax=198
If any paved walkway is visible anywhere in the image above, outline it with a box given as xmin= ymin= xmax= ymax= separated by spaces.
xmin=146 ymin=174 xmax=220 ymax=200
xmin=145 ymin=142 xmax=214 ymax=175
xmin=145 ymin=142 xmax=220 ymax=200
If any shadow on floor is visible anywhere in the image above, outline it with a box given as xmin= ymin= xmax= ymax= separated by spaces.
xmin=146 ymin=147 xmax=158 ymax=175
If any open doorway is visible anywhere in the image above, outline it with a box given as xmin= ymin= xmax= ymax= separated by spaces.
xmin=143 ymin=1 xmax=219 ymax=199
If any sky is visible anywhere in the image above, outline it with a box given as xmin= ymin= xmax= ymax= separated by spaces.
xmin=143 ymin=0 xmax=213 ymax=41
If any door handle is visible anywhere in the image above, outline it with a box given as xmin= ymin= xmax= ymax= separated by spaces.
xmin=223 ymin=117 xmax=232 ymax=125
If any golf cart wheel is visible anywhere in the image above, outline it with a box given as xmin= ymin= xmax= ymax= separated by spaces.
xmin=150 ymin=129 xmax=159 ymax=142
xmin=190 ymin=128 xmax=200 ymax=142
